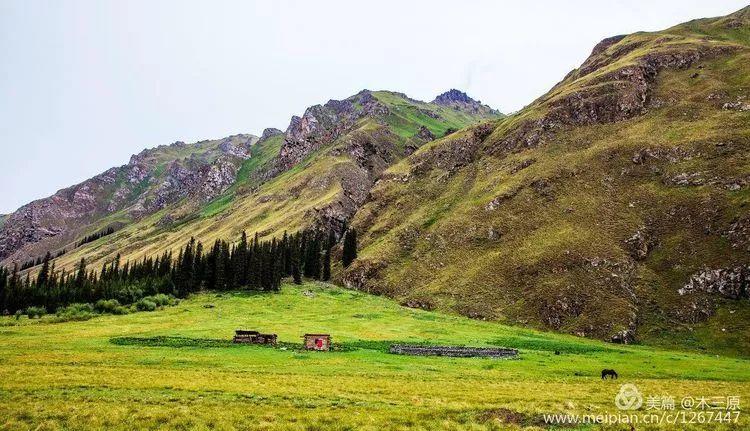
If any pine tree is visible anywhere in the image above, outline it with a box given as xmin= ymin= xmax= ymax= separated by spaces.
xmin=74 ymin=258 xmax=88 ymax=301
xmin=221 ymin=241 xmax=232 ymax=290
xmin=342 ymin=229 xmax=358 ymax=267
xmin=235 ymin=231 xmax=248 ymax=287
xmin=194 ymin=242 xmax=205 ymax=291
xmin=37 ymin=251 xmax=52 ymax=288
xmin=281 ymin=231 xmax=291 ymax=276
xmin=7 ymin=264 xmax=19 ymax=312
xmin=304 ymin=234 xmax=321 ymax=279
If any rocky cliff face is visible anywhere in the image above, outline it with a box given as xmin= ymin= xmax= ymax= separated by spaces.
xmin=275 ymin=91 xmax=390 ymax=173
xmin=432 ymin=89 xmax=500 ymax=117
xmin=0 ymin=134 xmax=257 ymax=265
xmin=260 ymin=90 xmax=501 ymax=236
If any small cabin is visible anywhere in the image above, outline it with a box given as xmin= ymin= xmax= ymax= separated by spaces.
xmin=303 ymin=334 xmax=331 ymax=351
xmin=233 ymin=330 xmax=277 ymax=345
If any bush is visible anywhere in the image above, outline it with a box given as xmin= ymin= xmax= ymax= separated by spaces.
xmin=54 ymin=303 xmax=95 ymax=322
xmin=112 ymin=283 xmax=144 ymax=305
xmin=135 ymin=298 xmax=157 ymax=312
xmin=25 ymin=306 xmax=47 ymax=319
xmin=94 ymin=299 xmax=127 ymax=315
xmin=57 ymin=303 xmax=94 ymax=314
xmin=148 ymin=294 xmax=178 ymax=307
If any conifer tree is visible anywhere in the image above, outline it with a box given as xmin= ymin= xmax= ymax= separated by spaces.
xmin=194 ymin=242 xmax=205 ymax=291
xmin=235 ymin=231 xmax=248 ymax=287
xmin=342 ymin=229 xmax=357 ymax=267
xmin=304 ymin=234 xmax=321 ymax=279
xmin=37 ymin=251 xmax=52 ymax=288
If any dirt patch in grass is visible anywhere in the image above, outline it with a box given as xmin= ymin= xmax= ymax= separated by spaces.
xmin=476 ymin=407 xmax=569 ymax=428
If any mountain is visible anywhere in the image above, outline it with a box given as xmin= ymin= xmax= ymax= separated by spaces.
xmin=0 ymin=134 xmax=258 ymax=265
xmin=0 ymin=90 xmax=501 ymax=270
xmin=343 ymin=6 xmax=750 ymax=353
xmin=3 ymin=6 xmax=749 ymax=355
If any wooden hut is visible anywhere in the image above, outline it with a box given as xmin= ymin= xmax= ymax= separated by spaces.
xmin=233 ymin=330 xmax=277 ymax=345
xmin=302 ymin=334 xmax=331 ymax=351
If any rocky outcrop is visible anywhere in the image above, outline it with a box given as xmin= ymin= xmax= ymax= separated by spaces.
xmin=142 ymin=156 xmax=244 ymax=214
xmin=432 ymin=89 xmax=500 ymax=116
xmin=491 ymin=40 xmax=738 ymax=154
xmin=275 ymin=91 xmax=389 ymax=172
xmin=679 ymin=266 xmax=749 ymax=300
xmin=623 ymin=227 xmax=657 ymax=260
xmin=726 ymin=216 xmax=750 ymax=252
xmin=416 ymin=126 xmax=435 ymax=141
xmin=342 ymin=258 xmax=386 ymax=293
xmin=218 ymin=135 xmax=253 ymax=158
xmin=308 ymin=127 xmax=400 ymax=236
xmin=410 ymin=123 xmax=494 ymax=176
xmin=260 ymin=128 xmax=283 ymax=141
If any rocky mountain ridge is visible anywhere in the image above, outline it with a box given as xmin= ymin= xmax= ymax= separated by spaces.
xmin=0 ymin=134 xmax=258 ymax=264
xmin=0 ymin=90 xmax=499 ymax=267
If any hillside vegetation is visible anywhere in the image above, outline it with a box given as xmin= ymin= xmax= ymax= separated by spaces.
xmin=346 ymin=7 xmax=750 ymax=351
xmin=1 ymin=283 xmax=748 ymax=430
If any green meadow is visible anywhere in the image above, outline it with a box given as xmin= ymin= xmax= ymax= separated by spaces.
xmin=1 ymin=283 xmax=748 ymax=430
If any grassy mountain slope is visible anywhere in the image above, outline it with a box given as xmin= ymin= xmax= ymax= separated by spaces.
xmin=1 ymin=282 xmax=748 ymax=430
xmin=0 ymin=134 xmax=258 ymax=266
xmin=345 ymin=7 xmax=750 ymax=353
xmin=39 ymin=91 xmax=500 ymax=273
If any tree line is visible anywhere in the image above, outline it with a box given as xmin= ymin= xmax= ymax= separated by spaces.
xmin=0 ymin=227 xmax=358 ymax=315
xmin=77 ymin=226 xmax=116 ymax=247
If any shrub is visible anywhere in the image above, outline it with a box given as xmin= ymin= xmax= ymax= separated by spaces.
xmin=135 ymin=298 xmax=157 ymax=312
xmin=25 ymin=306 xmax=47 ymax=319
xmin=148 ymin=294 xmax=178 ymax=307
xmin=56 ymin=303 xmax=94 ymax=314
xmin=94 ymin=299 xmax=128 ymax=314
xmin=54 ymin=303 xmax=95 ymax=322
xmin=112 ymin=283 xmax=144 ymax=305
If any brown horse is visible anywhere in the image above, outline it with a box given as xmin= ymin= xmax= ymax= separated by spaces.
xmin=601 ymin=369 xmax=618 ymax=379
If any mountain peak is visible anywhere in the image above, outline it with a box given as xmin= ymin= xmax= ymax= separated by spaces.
xmin=432 ymin=89 xmax=476 ymax=105
xmin=431 ymin=89 xmax=502 ymax=116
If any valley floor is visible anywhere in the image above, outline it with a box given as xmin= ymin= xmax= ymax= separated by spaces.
xmin=0 ymin=283 xmax=748 ymax=430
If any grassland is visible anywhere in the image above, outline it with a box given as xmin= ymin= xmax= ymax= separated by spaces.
xmin=1 ymin=282 xmax=748 ymax=430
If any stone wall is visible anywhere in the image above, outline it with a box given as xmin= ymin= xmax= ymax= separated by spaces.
xmin=389 ymin=344 xmax=518 ymax=358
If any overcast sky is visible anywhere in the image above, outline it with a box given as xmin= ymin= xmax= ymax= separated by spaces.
xmin=0 ymin=0 xmax=746 ymax=213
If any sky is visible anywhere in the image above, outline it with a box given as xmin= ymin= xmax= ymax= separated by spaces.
xmin=0 ymin=0 xmax=747 ymax=214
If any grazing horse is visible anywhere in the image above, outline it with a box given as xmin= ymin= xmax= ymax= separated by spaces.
xmin=601 ymin=369 xmax=618 ymax=379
